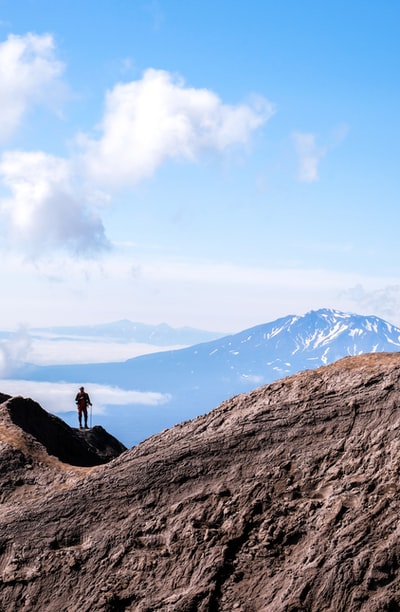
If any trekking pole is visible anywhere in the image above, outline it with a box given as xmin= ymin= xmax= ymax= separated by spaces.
xmin=90 ymin=403 xmax=93 ymax=428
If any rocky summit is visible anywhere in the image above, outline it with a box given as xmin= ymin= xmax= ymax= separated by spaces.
xmin=1 ymin=353 xmax=400 ymax=611
xmin=0 ymin=395 xmax=127 ymax=469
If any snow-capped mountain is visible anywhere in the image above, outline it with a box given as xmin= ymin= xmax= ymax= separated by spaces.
xmin=14 ymin=309 xmax=400 ymax=446
xmin=221 ymin=307 xmax=400 ymax=377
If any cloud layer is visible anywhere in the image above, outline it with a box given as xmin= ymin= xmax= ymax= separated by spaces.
xmin=0 ymin=379 xmax=171 ymax=415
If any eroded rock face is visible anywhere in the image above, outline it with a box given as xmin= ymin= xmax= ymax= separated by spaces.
xmin=1 ymin=353 xmax=400 ymax=611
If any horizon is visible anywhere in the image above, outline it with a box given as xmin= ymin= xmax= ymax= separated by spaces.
xmin=0 ymin=306 xmax=398 ymax=372
xmin=2 ymin=306 xmax=400 ymax=447
xmin=0 ymin=2 xmax=399 ymax=335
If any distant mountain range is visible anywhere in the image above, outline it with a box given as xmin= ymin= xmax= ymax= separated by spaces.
xmin=14 ymin=308 xmax=400 ymax=446
xmin=32 ymin=319 xmax=224 ymax=346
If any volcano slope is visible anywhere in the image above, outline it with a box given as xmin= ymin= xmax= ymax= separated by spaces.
xmin=1 ymin=353 xmax=400 ymax=611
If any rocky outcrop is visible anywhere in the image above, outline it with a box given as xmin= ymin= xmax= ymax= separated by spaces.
xmin=1 ymin=353 xmax=400 ymax=610
xmin=1 ymin=396 xmax=127 ymax=467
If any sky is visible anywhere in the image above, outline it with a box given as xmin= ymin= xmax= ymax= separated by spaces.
xmin=0 ymin=0 xmax=399 ymax=337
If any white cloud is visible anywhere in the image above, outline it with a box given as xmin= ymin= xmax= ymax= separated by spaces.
xmin=0 ymin=379 xmax=171 ymax=415
xmin=0 ymin=150 xmax=109 ymax=256
xmin=0 ymin=60 xmax=273 ymax=257
xmin=0 ymin=327 xmax=31 ymax=377
xmin=0 ymin=33 xmax=64 ymax=142
xmin=80 ymin=68 xmax=274 ymax=187
xmin=292 ymin=131 xmax=326 ymax=183
xmin=340 ymin=284 xmax=400 ymax=323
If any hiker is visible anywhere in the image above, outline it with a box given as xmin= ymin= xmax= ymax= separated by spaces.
xmin=75 ymin=386 xmax=92 ymax=429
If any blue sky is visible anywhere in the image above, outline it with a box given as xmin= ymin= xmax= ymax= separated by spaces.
xmin=0 ymin=0 xmax=399 ymax=334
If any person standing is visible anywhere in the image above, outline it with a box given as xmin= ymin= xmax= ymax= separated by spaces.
xmin=75 ymin=386 xmax=92 ymax=429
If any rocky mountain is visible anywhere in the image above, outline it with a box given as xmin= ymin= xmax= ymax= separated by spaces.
xmin=18 ymin=308 xmax=400 ymax=446
xmin=0 ymin=396 xmax=126 ymax=468
xmin=1 ymin=352 xmax=400 ymax=610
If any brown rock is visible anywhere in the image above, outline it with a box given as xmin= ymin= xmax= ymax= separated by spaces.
xmin=1 ymin=395 xmax=127 ymax=467
xmin=1 ymin=353 xmax=400 ymax=610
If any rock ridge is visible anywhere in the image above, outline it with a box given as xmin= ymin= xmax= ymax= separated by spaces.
xmin=1 ymin=395 xmax=127 ymax=467
xmin=1 ymin=353 xmax=400 ymax=610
